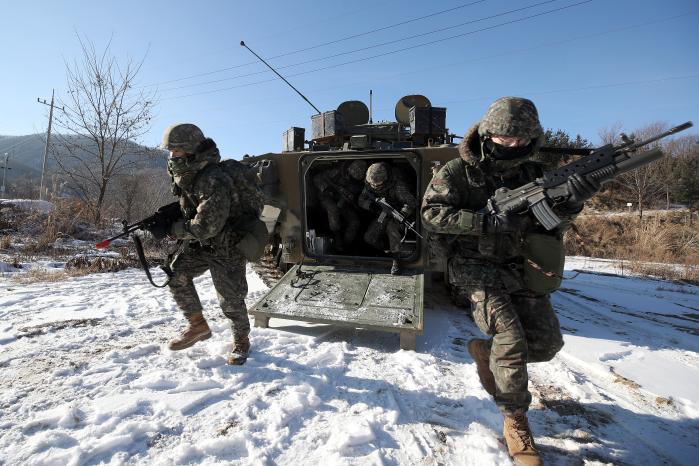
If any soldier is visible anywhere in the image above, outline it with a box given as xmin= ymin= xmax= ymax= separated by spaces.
xmin=359 ymin=162 xmax=417 ymax=275
xmin=147 ymin=123 xmax=259 ymax=366
xmin=421 ymin=97 xmax=599 ymax=465
xmin=312 ymin=160 xmax=367 ymax=252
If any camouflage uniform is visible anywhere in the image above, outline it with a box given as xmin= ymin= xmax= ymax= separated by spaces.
xmin=164 ymin=124 xmax=253 ymax=342
xmin=359 ymin=163 xmax=417 ymax=255
xmin=313 ymin=161 xmax=366 ymax=250
xmin=421 ymin=98 xmax=578 ymax=415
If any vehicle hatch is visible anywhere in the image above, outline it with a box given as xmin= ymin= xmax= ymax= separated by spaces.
xmin=249 ymin=264 xmax=423 ymax=350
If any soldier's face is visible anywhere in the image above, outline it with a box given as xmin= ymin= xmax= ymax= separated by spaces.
xmin=170 ymin=149 xmax=187 ymax=158
xmin=491 ymin=135 xmax=530 ymax=147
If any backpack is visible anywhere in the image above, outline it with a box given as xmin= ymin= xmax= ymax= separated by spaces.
xmin=219 ymin=159 xmax=268 ymax=261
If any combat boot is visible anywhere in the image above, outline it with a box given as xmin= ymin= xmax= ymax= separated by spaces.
xmin=503 ymin=411 xmax=542 ymax=466
xmin=467 ymin=338 xmax=496 ymax=396
xmin=390 ymin=259 xmax=401 ymax=275
xmin=227 ymin=334 xmax=250 ymax=366
xmin=168 ymin=312 xmax=212 ymax=351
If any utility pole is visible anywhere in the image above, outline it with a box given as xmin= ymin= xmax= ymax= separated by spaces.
xmin=37 ymin=90 xmax=62 ymax=201
xmin=1 ymin=152 xmax=10 ymax=197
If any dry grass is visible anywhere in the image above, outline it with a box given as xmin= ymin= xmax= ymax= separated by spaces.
xmin=65 ymin=255 xmax=139 ymax=273
xmin=7 ymin=253 xmax=140 ymax=284
xmin=0 ymin=235 xmax=10 ymax=250
xmin=565 ymin=211 xmax=699 ymax=283
xmin=11 ymin=267 xmax=91 ymax=284
xmin=13 ymin=199 xmax=91 ymax=254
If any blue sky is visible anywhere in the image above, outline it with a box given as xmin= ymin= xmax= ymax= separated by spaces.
xmin=1 ymin=0 xmax=697 ymax=158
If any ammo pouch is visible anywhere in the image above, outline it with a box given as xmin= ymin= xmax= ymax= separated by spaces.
xmin=522 ymin=232 xmax=565 ymax=294
xmin=234 ymin=216 xmax=268 ymax=261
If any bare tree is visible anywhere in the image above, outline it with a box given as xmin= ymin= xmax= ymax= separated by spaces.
xmin=50 ymin=36 xmax=156 ymax=224
xmin=598 ymin=122 xmax=667 ymax=218
xmin=109 ymin=167 xmax=174 ymax=222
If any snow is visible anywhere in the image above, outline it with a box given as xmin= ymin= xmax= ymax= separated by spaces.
xmin=0 ymin=258 xmax=697 ymax=465
xmin=0 ymin=198 xmax=53 ymax=213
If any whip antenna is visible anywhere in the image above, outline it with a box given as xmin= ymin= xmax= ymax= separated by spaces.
xmin=240 ymin=41 xmax=321 ymax=114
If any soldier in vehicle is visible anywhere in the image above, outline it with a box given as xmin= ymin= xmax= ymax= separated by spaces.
xmin=312 ymin=160 xmax=368 ymax=252
xmin=421 ymin=97 xmax=600 ymax=465
xmin=359 ymin=162 xmax=417 ymax=275
xmin=147 ymin=123 xmax=260 ymax=366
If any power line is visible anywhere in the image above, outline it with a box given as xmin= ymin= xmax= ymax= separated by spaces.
xmin=160 ymin=0 xmax=562 ymax=94
xmin=445 ymin=73 xmax=699 ymax=105
xmin=141 ymin=0 xmax=490 ymax=89
xmin=159 ymin=10 xmax=697 ymax=117
xmin=163 ymin=0 xmax=593 ymax=101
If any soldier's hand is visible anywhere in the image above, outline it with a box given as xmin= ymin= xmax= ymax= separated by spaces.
xmin=145 ymin=217 xmax=170 ymax=240
xmin=566 ymin=174 xmax=600 ymax=208
xmin=484 ymin=211 xmax=529 ymax=233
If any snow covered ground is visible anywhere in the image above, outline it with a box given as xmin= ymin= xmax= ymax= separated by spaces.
xmin=0 ymin=257 xmax=697 ymax=465
xmin=0 ymin=198 xmax=53 ymax=213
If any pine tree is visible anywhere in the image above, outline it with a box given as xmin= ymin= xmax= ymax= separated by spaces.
xmin=671 ymin=153 xmax=699 ymax=224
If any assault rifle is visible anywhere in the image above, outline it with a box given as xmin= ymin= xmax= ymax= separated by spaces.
xmin=373 ymin=196 xmax=424 ymax=239
xmin=487 ymin=121 xmax=693 ymax=230
xmin=95 ymin=202 xmax=181 ymax=249
xmin=95 ymin=202 xmax=182 ymax=287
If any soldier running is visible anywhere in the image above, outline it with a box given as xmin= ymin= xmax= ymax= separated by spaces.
xmin=421 ymin=97 xmax=600 ymax=465
xmin=147 ymin=123 xmax=263 ymax=366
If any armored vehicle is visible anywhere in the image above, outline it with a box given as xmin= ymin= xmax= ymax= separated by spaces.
xmin=245 ymin=95 xmax=459 ymax=350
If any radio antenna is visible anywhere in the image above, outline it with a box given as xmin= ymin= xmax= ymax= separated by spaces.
xmin=240 ymin=41 xmax=321 ymax=115
xmin=369 ymin=89 xmax=373 ymax=124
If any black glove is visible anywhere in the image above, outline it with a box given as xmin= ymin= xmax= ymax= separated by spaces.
xmin=566 ymin=174 xmax=600 ymax=209
xmin=146 ymin=202 xmax=182 ymax=240
xmin=146 ymin=216 xmax=171 ymax=240
xmin=399 ymin=205 xmax=412 ymax=219
xmin=484 ymin=211 xmax=529 ymax=233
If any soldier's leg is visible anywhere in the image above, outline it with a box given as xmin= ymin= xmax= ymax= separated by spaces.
xmin=386 ymin=219 xmax=403 ymax=254
xmin=168 ymin=249 xmax=210 ymax=317
xmin=513 ymin=292 xmax=564 ymax=363
xmin=208 ymin=255 xmax=250 ymax=339
xmin=363 ymin=220 xmax=385 ymax=250
xmin=342 ymin=208 xmax=361 ymax=245
xmin=469 ymin=287 xmax=531 ymax=414
xmin=167 ymin=249 xmax=213 ymax=350
xmin=320 ymin=195 xmax=342 ymax=233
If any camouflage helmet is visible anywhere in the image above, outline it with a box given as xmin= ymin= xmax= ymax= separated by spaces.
xmin=366 ymin=162 xmax=390 ymax=189
xmin=161 ymin=123 xmax=205 ymax=153
xmin=478 ymin=97 xmax=543 ymax=140
xmin=347 ymin=160 xmax=368 ymax=181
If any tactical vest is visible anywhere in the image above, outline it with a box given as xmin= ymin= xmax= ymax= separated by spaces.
xmin=439 ymin=157 xmax=566 ymax=293
xmin=180 ymin=160 xmax=268 ymax=261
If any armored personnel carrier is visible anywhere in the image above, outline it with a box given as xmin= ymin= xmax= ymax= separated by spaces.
xmin=245 ymin=95 xmax=459 ymax=350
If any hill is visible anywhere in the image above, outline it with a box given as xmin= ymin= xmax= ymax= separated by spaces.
xmin=0 ymin=134 xmax=168 ymax=196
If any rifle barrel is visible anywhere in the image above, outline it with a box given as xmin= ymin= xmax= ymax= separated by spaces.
xmin=629 ymin=121 xmax=693 ymax=151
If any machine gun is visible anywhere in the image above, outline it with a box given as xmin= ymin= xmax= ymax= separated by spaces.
xmin=373 ymin=196 xmax=424 ymax=239
xmin=95 ymin=201 xmax=182 ymax=287
xmin=486 ymin=121 xmax=693 ymax=230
